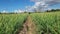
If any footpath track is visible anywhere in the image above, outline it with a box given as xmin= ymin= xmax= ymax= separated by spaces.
xmin=19 ymin=16 xmax=36 ymax=34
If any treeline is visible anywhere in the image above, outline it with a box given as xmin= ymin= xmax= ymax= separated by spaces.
xmin=46 ymin=9 xmax=60 ymax=12
xmin=32 ymin=9 xmax=60 ymax=13
xmin=0 ymin=9 xmax=60 ymax=14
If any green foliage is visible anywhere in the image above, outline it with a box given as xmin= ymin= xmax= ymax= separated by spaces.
xmin=46 ymin=9 xmax=60 ymax=12
xmin=0 ymin=14 xmax=28 ymax=34
xmin=30 ymin=12 xmax=60 ymax=34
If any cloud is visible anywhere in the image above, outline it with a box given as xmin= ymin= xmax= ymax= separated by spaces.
xmin=26 ymin=1 xmax=48 ymax=11
xmin=26 ymin=0 xmax=60 ymax=12
xmin=14 ymin=9 xmax=24 ymax=13
xmin=25 ymin=6 xmax=34 ymax=12
xmin=1 ymin=10 xmax=8 ymax=13
xmin=31 ymin=0 xmax=60 ymax=6
xmin=0 ymin=9 xmax=25 ymax=13
xmin=30 ymin=0 xmax=41 ymax=2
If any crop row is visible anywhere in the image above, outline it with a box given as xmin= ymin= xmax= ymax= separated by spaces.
xmin=0 ymin=14 xmax=28 ymax=34
xmin=30 ymin=12 xmax=60 ymax=34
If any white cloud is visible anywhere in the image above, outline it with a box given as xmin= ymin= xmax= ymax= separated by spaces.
xmin=30 ymin=0 xmax=41 ymax=2
xmin=30 ymin=0 xmax=60 ymax=5
xmin=26 ymin=1 xmax=48 ymax=11
xmin=27 ymin=0 xmax=60 ymax=12
xmin=1 ymin=10 xmax=8 ymax=13
xmin=48 ymin=8 xmax=51 ymax=10
xmin=14 ymin=9 xmax=24 ymax=13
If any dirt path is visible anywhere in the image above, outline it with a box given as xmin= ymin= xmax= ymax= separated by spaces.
xmin=19 ymin=16 xmax=36 ymax=34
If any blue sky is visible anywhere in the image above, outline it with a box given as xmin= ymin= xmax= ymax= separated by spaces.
xmin=0 ymin=0 xmax=26 ymax=11
xmin=0 ymin=0 xmax=60 ymax=12
xmin=0 ymin=0 xmax=34 ymax=12
xmin=49 ymin=4 xmax=60 ymax=9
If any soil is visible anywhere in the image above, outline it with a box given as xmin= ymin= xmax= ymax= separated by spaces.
xmin=19 ymin=16 xmax=36 ymax=34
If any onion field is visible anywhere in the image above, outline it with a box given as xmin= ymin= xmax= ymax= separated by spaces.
xmin=30 ymin=12 xmax=60 ymax=34
xmin=0 ymin=14 xmax=28 ymax=34
xmin=0 ymin=12 xmax=60 ymax=34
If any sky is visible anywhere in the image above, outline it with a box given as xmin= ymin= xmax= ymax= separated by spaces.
xmin=0 ymin=0 xmax=60 ymax=12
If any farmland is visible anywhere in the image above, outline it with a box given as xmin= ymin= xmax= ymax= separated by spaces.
xmin=0 ymin=13 xmax=28 ymax=34
xmin=30 ymin=12 xmax=60 ymax=34
xmin=0 ymin=11 xmax=60 ymax=34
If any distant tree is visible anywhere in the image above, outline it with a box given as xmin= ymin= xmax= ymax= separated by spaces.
xmin=24 ymin=11 xmax=27 ymax=13
xmin=46 ymin=9 xmax=60 ymax=12
xmin=56 ymin=9 xmax=60 ymax=11
xmin=0 ymin=12 xmax=1 ymax=14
